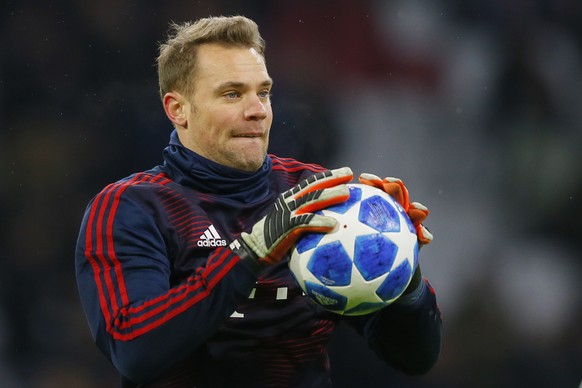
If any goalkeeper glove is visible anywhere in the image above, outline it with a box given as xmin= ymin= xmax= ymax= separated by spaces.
xmin=231 ymin=167 xmax=354 ymax=268
xmin=358 ymin=173 xmax=433 ymax=246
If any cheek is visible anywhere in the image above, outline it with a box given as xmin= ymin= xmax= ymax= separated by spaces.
xmin=196 ymin=109 xmax=231 ymax=139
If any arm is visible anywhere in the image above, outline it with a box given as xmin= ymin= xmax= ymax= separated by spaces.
xmin=75 ymin=185 xmax=259 ymax=382
xmin=76 ymin=167 xmax=353 ymax=383
xmin=352 ymin=172 xmax=442 ymax=374
xmin=347 ymin=270 xmax=442 ymax=375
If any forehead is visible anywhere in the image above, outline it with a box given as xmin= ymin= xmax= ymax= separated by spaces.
xmin=194 ymin=43 xmax=270 ymax=86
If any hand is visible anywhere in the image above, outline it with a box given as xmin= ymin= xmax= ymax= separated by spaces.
xmin=359 ymin=173 xmax=433 ymax=246
xmin=231 ymin=167 xmax=354 ymax=266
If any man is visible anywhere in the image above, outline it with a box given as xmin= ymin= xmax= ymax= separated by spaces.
xmin=75 ymin=15 xmax=441 ymax=387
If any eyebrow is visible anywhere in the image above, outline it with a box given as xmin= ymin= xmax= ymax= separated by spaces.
xmin=214 ymin=79 xmax=273 ymax=92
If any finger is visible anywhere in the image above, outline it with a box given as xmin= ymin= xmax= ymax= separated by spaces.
xmin=381 ymin=177 xmax=410 ymax=211
xmin=294 ymin=185 xmax=349 ymax=214
xmin=358 ymin=172 xmax=384 ymax=190
xmin=292 ymin=167 xmax=353 ymax=199
xmin=417 ymin=224 xmax=433 ymax=245
xmin=298 ymin=213 xmax=339 ymax=230
xmin=407 ymin=201 xmax=429 ymax=225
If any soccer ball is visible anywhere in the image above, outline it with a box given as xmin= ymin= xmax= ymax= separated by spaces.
xmin=289 ymin=183 xmax=419 ymax=316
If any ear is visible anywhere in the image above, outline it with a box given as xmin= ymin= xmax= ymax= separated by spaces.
xmin=162 ymin=92 xmax=188 ymax=128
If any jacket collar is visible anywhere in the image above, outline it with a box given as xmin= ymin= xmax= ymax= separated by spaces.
xmin=162 ymin=130 xmax=272 ymax=203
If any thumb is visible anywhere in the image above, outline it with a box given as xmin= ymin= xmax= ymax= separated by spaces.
xmin=267 ymin=214 xmax=338 ymax=264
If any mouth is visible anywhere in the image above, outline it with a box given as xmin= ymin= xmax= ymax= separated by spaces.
xmin=233 ymin=132 xmax=264 ymax=138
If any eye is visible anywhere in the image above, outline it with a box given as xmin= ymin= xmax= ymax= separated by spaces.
xmin=225 ymin=91 xmax=240 ymax=99
xmin=258 ymin=89 xmax=272 ymax=100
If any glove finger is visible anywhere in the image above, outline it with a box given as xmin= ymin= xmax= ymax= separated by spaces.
xmin=416 ymin=224 xmax=433 ymax=245
xmin=381 ymin=177 xmax=410 ymax=211
xmin=291 ymin=167 xmax=353 ymax=199
xmin=298 ymin=213 xmax=339 ymax=230
xmin=408 ymin=201 xmax=429 ymax=225
xmin=358 ymin=172 xmax=384 ymax=190
xmin=295 ymin=185 xmax=349 ymax=214
xmin=406 ymin=202 xmax=431 ymax=245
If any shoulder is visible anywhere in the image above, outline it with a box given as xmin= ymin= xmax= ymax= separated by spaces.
xmin=269 ymin=154 xmax=328 ymax=180
xmin=269 ymin=155 xmax=330 ymax=189
xmin=87 ymin=170 xmax=175 ymax=214
xmin=98 ymin=170 xmax=172 ymax=196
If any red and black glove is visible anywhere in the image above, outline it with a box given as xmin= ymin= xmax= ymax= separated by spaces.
xmin=359 ymin=173 xmax=433 ymax=246
xmin=231 ymin=167 xmax=354 ymax=267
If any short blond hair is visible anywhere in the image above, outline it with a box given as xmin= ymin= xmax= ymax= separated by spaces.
xmin=157 ymin=15 xmax=266 ymax=99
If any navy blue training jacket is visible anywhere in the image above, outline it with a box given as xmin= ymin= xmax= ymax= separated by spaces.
xmin=75 ymin=130 xmax=441 ymax=387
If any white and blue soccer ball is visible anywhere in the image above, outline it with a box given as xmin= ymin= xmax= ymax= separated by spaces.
xmin=289 ymin=183 xmax=419 ymax=316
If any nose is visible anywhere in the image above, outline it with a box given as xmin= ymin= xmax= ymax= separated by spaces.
xmin=244 ymin=95 xmax=268 ymax=121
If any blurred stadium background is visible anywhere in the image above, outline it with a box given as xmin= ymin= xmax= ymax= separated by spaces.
xmin=1 ymin=1 xmax=581 ymax=387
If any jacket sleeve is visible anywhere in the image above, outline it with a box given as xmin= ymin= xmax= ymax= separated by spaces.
xmin=75 ymin=184 xmax=258 ymax=383
xmin=345 ymin=277 xmax=442 ymax=375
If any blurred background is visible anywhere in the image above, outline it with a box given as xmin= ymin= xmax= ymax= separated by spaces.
xmin=1 ymin=0 xmax=581 ymax=387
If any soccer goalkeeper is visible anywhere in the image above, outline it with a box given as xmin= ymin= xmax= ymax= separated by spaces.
xmin=75 ymin=15 xmax=441 ymax=387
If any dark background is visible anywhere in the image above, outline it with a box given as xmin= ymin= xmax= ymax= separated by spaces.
xmin=1 ymin=1 xmax=581 ymax=387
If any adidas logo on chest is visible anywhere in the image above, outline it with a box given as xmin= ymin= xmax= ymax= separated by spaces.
xmin=197 ymin=224 xmax=227 ymax=247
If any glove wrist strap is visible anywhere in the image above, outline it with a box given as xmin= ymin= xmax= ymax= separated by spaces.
xmin=230 ymin=238 xmax=264 ymax=274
